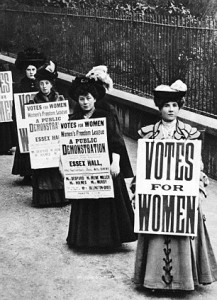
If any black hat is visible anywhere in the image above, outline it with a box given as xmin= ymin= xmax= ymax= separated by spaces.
xmin=35 ymin=61 xmax=58 ymax=82
xmin=69 ymin=76 xmax=106 ymax=101
xmin=15 ymin=47 xmax=46 ymax=70
xmin=69 ymin=65 xmax=113 ymax=101
xmin=153 ymin=80 xmax=187 ymax=109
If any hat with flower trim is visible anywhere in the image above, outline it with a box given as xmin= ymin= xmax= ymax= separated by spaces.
xmin=69 ymin=65 xmax=113 ymax=101
xmin=153 ymin=80 xmax=187 ymax=109
xmin=35 ymin=61 xmax=58 ymax=82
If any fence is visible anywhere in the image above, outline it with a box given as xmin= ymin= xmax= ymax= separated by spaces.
xmin=0 ymin=4 xmax=217 ymax=117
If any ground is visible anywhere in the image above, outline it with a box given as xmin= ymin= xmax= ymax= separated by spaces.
xmin=1 ymin=137 xmax=217 ymax=300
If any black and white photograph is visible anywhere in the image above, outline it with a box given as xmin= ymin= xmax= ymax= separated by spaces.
xmin=1 ymin=0 xmax=217 ymax=299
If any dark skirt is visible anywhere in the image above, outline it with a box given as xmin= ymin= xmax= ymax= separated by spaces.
xmin=32 ymin=188 xmax=66 ymax=207
xmin=133 ymin=192 xmax=217 ymax=290
xmin=66 ymin=174 xmax=137 ymax=248
xmin=31 ymin=168 xmax=68 ymax=207
xmin=0 ymin=122 xmax=16 ymax=154
xmin=12 ymin=146 xmax=32 ymax=177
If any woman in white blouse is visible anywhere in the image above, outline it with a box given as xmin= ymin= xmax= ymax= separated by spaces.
xmin=132 ymin=80 xmax=217 ymax=291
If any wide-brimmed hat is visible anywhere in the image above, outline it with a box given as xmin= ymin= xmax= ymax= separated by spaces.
xmin=15 ymin=47 xmax=46 ymax=70
xmin=35 ymin=61 xmax=58 ymax=82
xmin=69 ymin=65 xmax=113 ymax=101
xmin=69 ymin=76 xmax=106 ymax=101
xmin=153 ymin=80 xmax=187 ymax=108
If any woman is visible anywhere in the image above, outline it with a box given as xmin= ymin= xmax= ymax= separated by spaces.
xmin=29 ymin=61 xmax=68 ymax=207
xmin=69 ymin=65 xmax=134 ymax=179
xmin=132 ymin=80 xmax=217 ymax=290
xmin=14 ymin=48 xmax=46 ymax=93
xmin=12 ymin=48 xmax=46 ymax=183
xmin=66 ymin=75 xmax=136 ymax=248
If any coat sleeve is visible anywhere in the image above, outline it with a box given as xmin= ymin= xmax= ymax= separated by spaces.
xmin=106 ymin=112 xmax=134 ymax=177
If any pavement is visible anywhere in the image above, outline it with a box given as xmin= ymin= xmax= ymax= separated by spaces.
xmin=0 ymin=136 xmax=217 ymax=300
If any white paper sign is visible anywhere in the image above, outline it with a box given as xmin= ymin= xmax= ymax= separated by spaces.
xmin=134 ymin=139 xmax=201 ymax=236
xmin=60 ymin=118 xmax=114 ymax=199
xmin=25 ymin=100 xmax=69 ymax=169
xmin=0 ymin=71 xmax=13 ymax=122
xmin=14 ymin=92 xmax=37 ymax=153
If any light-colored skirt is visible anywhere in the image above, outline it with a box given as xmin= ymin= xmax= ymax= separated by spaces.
xmin=134 ymin=192 xmax=217 ymax=290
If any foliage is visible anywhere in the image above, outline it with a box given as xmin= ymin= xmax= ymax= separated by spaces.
xmin=1 ymin=1 xmax=217 ymax=115
xmin=1 ymin=0 xmax=217 ymax=17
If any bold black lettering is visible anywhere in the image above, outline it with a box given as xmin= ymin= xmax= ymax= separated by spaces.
xmin=175 ymin=143 xmax=184 ymax=180
xmin=138 ymin=194 xmax=151 ymax=231
xmin=145 ymin=141 xmax=154 ymax=179
xmin=4 ymin=73 xmax=10 ymax=92
xmin=164 ymin=142 xmax=175 ymax=180
xmin=61 ymin=123 xmax=67 ymax=129
xmin=0 ymin=72 xmax=10 ymax=93
xmin=185 ymin=196 xmax=196 ymax=234
xmin=62 ymin=145 xmax=67 ymax=155
xmin=19 ymin=95 xmax=25 ymax=119
xmin=185 ymin=143 xmax=194 ymax=181
xmin=18 ymin=94 xmax=31 ymax=119
xmin=162 ymin=195 xmax=175 ymax=233
xmin=176 ymin=195 xmax=185 ymax=233
xmin=154 ymin=142 xmax=164 ymax=179
xmin=152 ymin=194 xmax=161 ymax=231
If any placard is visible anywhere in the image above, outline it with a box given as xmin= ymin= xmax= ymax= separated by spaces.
xmin=25 ymin=100 xmax=69 ymax=169
xmin=60 ymin=118 xmax=114 ymax=199
xmin=14 ymin=92 xmax=37 ymax=153
xmin=134 ymin=139 xmax=201 ymax=236
xmin=0 ymin=71 xmax=13 ymax=122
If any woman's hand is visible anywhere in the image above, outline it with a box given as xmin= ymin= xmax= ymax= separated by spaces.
xmin=59 ymin=157 xmax=64 ymax=178
xmin=110 ymin=153 xmax=120 ymax=178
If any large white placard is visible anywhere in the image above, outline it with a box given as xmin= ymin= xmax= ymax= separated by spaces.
xmin=14 ymin=92 xmax=37 ymax=153
xmin=0 ymin=71 xmax=13 ymax=122
xmin=60 ymin=118 xmax=114 ymax=199
xmin=134 ymin=139 xmax=201 ymax=236
xmin=25 ymin=100 xmax=69 ymax=169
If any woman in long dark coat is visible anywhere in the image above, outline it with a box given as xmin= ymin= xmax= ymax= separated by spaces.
xmin=29 ymin=61 xmax=69 ymax=207
xmin=12 ymin=48 xmax=46 ymax=182
xmin=132 ymin=80 xmax=217 ymax=291
xmin=66 ymin=75 xmax=136 ymax=248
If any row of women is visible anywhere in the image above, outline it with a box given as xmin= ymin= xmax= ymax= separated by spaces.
xmin=3 ymin=48 xmax=217 ymax=291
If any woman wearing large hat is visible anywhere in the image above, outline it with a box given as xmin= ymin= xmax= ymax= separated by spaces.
xmin=66 ymin=69 xmax=136 ymax=248
xmin=132 ymin=80 xmax=217 ymax=291
xmin=69 ymin=65 xmax=134 ymax=179
xmin=12 ymin=48 xmax=47 ymax=183
xmin=14 ymin=47 xmax=46 ymax=93
xmin=29 ymin=61 xmax=68 ymax=207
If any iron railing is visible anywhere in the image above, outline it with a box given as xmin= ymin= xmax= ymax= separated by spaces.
xmin=0 ymin=5 xmax=217 ymax=117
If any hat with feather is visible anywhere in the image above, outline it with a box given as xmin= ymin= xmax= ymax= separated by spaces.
xmin=69 ymin=65 xmax=113 ymax=101
xmin=35 ymin=61 xmax=58 ymax=82
xmin=15 ymin=47 xmax=46 ymax=70
xmin=153 ymin=80 xmax=187 ymax=109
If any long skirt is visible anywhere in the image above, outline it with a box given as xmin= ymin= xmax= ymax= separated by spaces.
xmin=133 ymin=192 xmax=217 ymax=290
xmin=31 ymin=168 xmax=68 ymax=207
xmin=66 ymin=174 xmax=137 ymax=248
xmin=0 ymin=122 xmax=15 ymax=154
xmin=12 ymin=146 xmax=32 ymax=177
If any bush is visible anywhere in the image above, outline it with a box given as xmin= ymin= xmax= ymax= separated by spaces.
xmin=1 ymin=0 xmax=216 ymax=17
